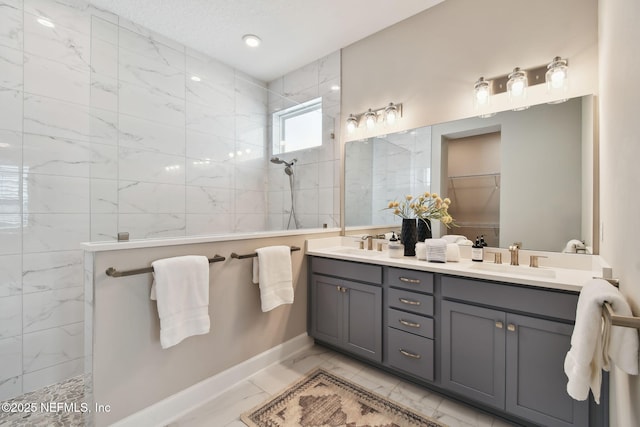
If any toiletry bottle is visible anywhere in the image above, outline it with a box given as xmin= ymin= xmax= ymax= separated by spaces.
xmin=480 ymin=235 xmax=487 ymax=247
xmin=388 ymin=232 xmax=403 ymax=258
xmin=472 ymin=236 xmax=484 ymax=262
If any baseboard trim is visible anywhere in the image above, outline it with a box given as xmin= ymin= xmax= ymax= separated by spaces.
xmin=111 ymin=333 xmax=313 ymax=427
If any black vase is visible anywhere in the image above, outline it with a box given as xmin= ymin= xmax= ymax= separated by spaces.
xmin=417 ymin=218 xmax=432 ymax=242
xmin=401 ymin=218 xmax=418 ymax=256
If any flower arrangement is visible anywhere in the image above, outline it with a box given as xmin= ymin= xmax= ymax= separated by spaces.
xmin=385 ymin=192 xmax=456 ymax=228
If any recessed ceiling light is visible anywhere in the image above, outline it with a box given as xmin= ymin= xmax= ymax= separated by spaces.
xmin=190 ymin=75 xmax=201 ymax=82
xmin=37 ymin=17 xmax=55 ymax=28
xmin=242 ymin=34 xmax=261 ymax=48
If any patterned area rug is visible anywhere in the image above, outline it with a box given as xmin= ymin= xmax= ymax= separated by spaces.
xmin=241 ymin=368 xmax=446 ymax=427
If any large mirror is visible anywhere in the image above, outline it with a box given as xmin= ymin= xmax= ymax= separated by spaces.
xmin=345 ymin=95 xmax=597 ymax=253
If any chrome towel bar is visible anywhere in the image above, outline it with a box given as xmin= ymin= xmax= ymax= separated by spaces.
xmin=230 ymin=246 xmax=300 ymax=259
xmin=105 ymin=255 xmax=226 ymax=278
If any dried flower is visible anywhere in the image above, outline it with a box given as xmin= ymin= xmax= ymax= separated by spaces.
xmin=383 ymin=191 xmax=458 ymax=228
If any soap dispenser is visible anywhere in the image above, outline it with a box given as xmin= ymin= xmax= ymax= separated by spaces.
xmin=472 ymin=236 xmax=484 ymax=262
xmin=480 ymin=235 xmax=487 ymax=247
xmin=388 ymin=232 xmax=404 ymax=258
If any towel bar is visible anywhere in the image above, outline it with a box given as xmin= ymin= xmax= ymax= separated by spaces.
xmin=603 ymin=302 xmax=640 ymax=330
xmin=230 ymin=246 xmax=300 ymax=259
xmin=105 ymin=255 xmax=226 ymax=278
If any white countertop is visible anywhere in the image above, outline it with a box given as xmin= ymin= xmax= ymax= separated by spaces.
xmin=306 ymin=237 xmax=604 ymax=293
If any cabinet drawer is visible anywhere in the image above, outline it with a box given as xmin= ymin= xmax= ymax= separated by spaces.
xmin=387 ymin=327 xmax=434 ymax=381
xmin=388 ymin=288 xmax=434 ymax=316
xmin=387 ymin=308 xmax=434 ymax=339
xmin=386 ymin=268 xmax=434 ymax=293
xmin=311 ymin=257 xmax=382 ymax=284
xmin=442 ymin=276 xmax=578 ymax=322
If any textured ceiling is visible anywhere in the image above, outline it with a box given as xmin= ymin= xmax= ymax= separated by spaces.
xmin=87 ymin=0 xmax=444 ymax=81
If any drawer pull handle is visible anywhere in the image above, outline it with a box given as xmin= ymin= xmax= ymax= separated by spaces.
xmin=495 ymin=321 xmax=503 ymax=329
xmin=507 ymin=324 xmax=516 ymax=332
xmin=399 ymin=319 xmax=421 ymax=328
xmin=399 ymin=298 xmax=421 ymax=306
xmin=399 ymin=277 xmax=421 ymax=284
xmin=399 ymin=349 xmax=422 ymax=359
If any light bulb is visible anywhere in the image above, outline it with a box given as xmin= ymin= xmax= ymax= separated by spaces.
xmin=546 ymin=57 xmax=568 ymax=94
xmin=473 ymin=77 xmax=491 ymax=109
xmin=385 ymin=103 xmax=398 ymax=125
xmin=364 ymin=109 xmax=376 ymax=129
xmin=507 ymin=67 xmax=528 ymax=102
xmin=346 ymin=115 xmax=358 ymax=134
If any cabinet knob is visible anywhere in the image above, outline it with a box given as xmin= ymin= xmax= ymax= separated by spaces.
xmin=495 ymin=321 xmax=503 ymax=329
xmin=399 ymin=298 xmax=421 ymax=306
xmin=399 ymin=319 xmax=421 ymax=328
xmin=507 ymin=324 xmax=516 ymax=332
xmin=399 ymin=277 xmax=421 ymax=284
xmin=399 ymin=349 xmax=422 ymax=359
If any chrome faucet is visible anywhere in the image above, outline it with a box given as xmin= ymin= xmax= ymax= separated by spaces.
xmin=361 ymin=234 xmax=386 ymax=250
xmin=509 ymin=242 xmax=521 ymax=266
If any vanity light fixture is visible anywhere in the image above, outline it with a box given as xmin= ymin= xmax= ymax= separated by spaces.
xmin=242 ymin=34 xmax=261 ymax=48
xmin=546 ymin=56 xmax=569 ymax=102
xmin=473 ymin=77 xmax=491 ymax=109
xmin=507 ymin=67 xmax=528 ymax=101
xmin=345 ymin=103 xmax=403 ymax=134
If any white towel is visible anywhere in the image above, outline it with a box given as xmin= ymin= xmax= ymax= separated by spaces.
xmin=564 ymin=279 xmax=639 ymax=403
xmin=252 ymin=246 xmax=294 ymax=312
xmin=150 ymin=255 xmax=210 ymax=349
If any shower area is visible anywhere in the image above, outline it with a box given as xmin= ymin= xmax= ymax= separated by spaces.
xmin=0 ymin=0 xmax=339 ymax=416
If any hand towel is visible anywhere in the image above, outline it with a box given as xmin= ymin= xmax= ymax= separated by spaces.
xmin=150 ymin=255 xmax=210 ymax=349
xmin=425 ymin=238 xmax=447 ymax=263
xmin=564 ymin=279 xmax=639 ymax=403
xmin=252 ymin=246 xmax=294 ymax=312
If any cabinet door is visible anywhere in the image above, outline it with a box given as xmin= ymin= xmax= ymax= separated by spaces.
xmin=343 ymin=280 xmax=382 ymax=362
xmin=441 ymin=300 xmax=506 ymax=409
xmin=506 ymin=314 xmax=589 ymax=427
xmin=310 ymin=274 xmax=342 ymax=347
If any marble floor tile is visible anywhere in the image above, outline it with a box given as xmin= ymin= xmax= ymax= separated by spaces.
xmin=169 ymin=345 xmax=521 ymax=427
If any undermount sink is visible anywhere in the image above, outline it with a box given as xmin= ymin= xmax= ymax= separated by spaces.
xmin=468 ymin=262 xmax=556 ymax=278
xmin=331 ymin=247 xmax=382 ymax=257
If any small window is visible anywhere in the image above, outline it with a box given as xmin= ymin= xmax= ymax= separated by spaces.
xmin=272 ymin=97 xmax=322 ymax=154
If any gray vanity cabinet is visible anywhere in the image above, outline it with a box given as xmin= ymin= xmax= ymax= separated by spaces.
xmin=441 ymin=276 xmax=588 ymax=427
xmin=309 ymin=258 xmax=383 ymax=363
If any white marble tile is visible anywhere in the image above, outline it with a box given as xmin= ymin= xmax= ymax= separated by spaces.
xmin=90 ymin=35 xmax=117 ymax=78
xmin=234 ymin=213 xmax=266 ymax=233
xmin=90 ymin=15 xmax=117 ymax=44
xmin=319 ymin=50 xmax=340 ymax=83
xmin=118 ymin=213 xmax=186 ymax=240
xmin=22 ymin=356 xmax=83 ymax=393
xmin=118 ymin=181 xmax=185 ymax=214
xmin=0 ymin=87 xmax=22 ymax=132
xmin=317 ymin=160 xmax=335 ymax=188
xmin=23 ymin=11 xmax=90 ymax=69
xmin=235 ymin=190 xmax=266 ymax=215
xmin=186 ymin=102 xmax=234 ymax=139
xmin=185 ymin=186 xmax=233 ymax=214
xmin=171 ymin=380 xmax=268 ymax=427
xmin=0 ymin=254 xmax=21 ymax=297
xmin=22 ymin=213 xmax=89 ymax=253
xmin=0 ymin=129 xmax=21 ymax=171
xmin=0 ymin=45 xmax=22 ymax=90
xmin=283 ymin=60 xmax=319 ymax=97
xmin=23 ymin=322 xmax=83 ymax=373
xmin=119 ymin=114 xmax=185 ymax=156
xmin=24 ymin=94 xmax=114 ymax=142
xmin=23 ymin=133 xmax=92 ymax=177
xmin=0 ymin=335 xmax=21 ymax=384
xmin=90 ymin=72 xmax=118 ymax=111
xmin=185 ymin=54 xmax=235 ymax=109
xmin=267 ymin=190 xmax=284 ymax=214
xmin=0 ymin=214 xmax=21 ymax=255
xmin=388 ymin=380 xmax=443 ymax=417
xmin=320 ymin=76 xmax=341 ymax=108
xmin=119 ymin=80 xmax=185 ymax=128
xmin=185 ymin=130 xmax=234 ymax=162
xmin=23 ymin=174 xmax=90 ymax=213
xmin=435 ymin=398 xmax=495 ymax=427
xmin=118 ymin=20 xmax=185 ymax=67
xmin=295 ymin=189 xmax=319 ymax=215
xmin=90 ymin=213 xmax=117 ymax=241
xmin=0 ymin=375 xmax=21 ymax=401
xmin=186 ymin=159 xmax=233 ymax=188
xmin=24 ymin=0 xmax=91 ymax=36
xmin=119 ymin=47 xmax=185 ymax=99
xmin=119 ymin=147 xmax=186 ymax=185
xmin=23 ymin=286 xmax=83 ymax=333
xmin=185 ymin=214 xmax=233 ymax=236
xmin=0 ymin=295 xmax=21 ymax=338
xmin=318 ymin=187 xmax=335 ymax=215
xmin=235 ymin=116 xmax=266 ymax=147
xmin=235 ymin=163 xmax=265 ymax=191
xmin=349 ymin=365 xmax=402 ymax=398
xmin=235 ymin=79 xmax=267 ymax=116
xmin=90 ymin=141 xmax=117 ymax=178
xmin=90 ymin=178 xmax=117 ymax=213
xmin=0 ymin=1 xmax=22 ymax=51
xmin=22 ymin=250 xmax=83 ymax=293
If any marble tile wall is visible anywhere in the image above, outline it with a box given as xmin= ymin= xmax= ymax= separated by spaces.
xmin=0 ymin=0 xmax=339 ymax=401
xmin=267 ymin=53 xmax=341 ymax=230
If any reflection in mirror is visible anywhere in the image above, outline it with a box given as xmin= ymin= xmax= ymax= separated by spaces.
xmin=344 ymin=95 xmax=596 ymax=253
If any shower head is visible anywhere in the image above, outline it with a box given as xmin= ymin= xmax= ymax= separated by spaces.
xmin=270 ymin=157 xmax=297 ymax=167
xmin=284 ymin=165 xmax=294 ymax=176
